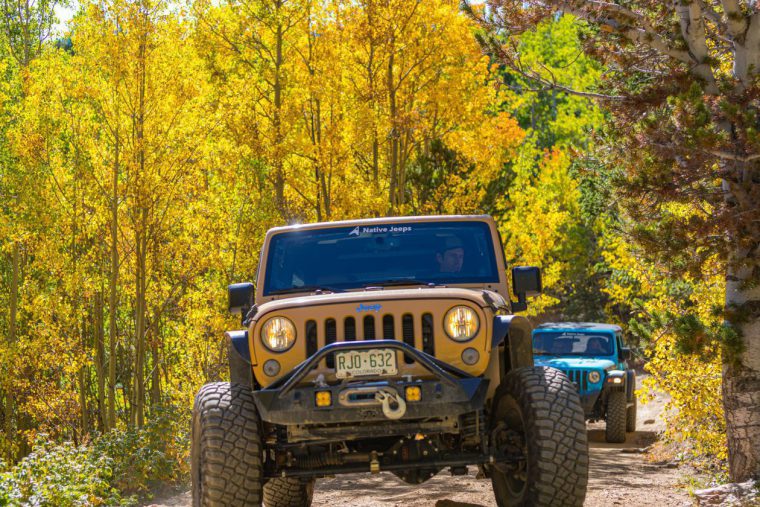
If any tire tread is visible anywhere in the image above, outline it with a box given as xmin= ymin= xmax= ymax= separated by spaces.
xmin=192 ymin=382 xmax=263 ymax=506
xmin=493 ymin=366 xmax=588 ymax=506
xmin=606 ymin=390 xmax=627 ymax=443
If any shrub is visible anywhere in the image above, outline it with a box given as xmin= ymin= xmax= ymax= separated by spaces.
xmin=90 ymin=404 xmax=190 ymax=494
xmin=0 ymin=438 xmax=125 ymax=506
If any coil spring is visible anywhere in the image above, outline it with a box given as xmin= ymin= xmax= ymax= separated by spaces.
xmin=296 ymin=453 xmax=343 ymax=468
xmin=459 ymin=410 xmax=485 ymax=439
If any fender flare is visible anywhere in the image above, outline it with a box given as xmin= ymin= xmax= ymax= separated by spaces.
xmin=491 ymin=315 xmax=534 ymax=372
xmin=626 ymin=369 xmax=636 ymax=401
xmin=225 ymin=330 xmax=251 ymax=365
xmin=605 ymin=369 xmax=626 ymax=392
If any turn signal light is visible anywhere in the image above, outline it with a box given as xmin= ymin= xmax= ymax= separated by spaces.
xmin=315 ymin=391 xmax=332 ymax=407
xmin=405 ymin=386 xmax=422 ymax=402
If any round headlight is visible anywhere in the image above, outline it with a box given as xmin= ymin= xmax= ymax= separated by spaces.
xmin=444 ymin=306 xmax=479 ymax=342
xmin=588 ymin=371 xmax=601 ymax=383
xmin=260 ymin=317 xmax=296 ymax=352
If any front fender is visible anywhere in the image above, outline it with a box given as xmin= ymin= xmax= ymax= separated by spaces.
xmin=225 ymin=330 xmax=252 ymax=365
xmin=492 ymin=315 xmax=533 ymax=371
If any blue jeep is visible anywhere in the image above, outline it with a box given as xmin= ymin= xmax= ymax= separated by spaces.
xmin=532 ymin=323 xmax=636 ymax=443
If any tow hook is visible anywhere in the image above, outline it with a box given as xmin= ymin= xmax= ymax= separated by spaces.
xmin=375 ymin=389 xmax=407 ymax=420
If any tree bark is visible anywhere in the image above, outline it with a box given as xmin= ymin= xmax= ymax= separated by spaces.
xmin=94 ymin=291 xmax=106 ymax=432
xmin=723 ymin=243 xmax=760 ymax=482
xmin=272 ymin=2 xmax=288 ymax=221
xmin=4 ymin=242 xmax=20 ymax=457
xmin=387 ymin=34 xmax=398 ymax=211
xmin=132 ymin=21 xmax=148 ymax=429
xmin=150 ymin=313 xmax=161 ymax=407
xmin=108 ymin=132 xmax=120 ymax=431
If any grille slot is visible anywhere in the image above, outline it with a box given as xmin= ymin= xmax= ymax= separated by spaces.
xmin=306 ymin=320 xmax=318 ymax=358
xmin=344 ymin=317 xmax=356 ymax=341
xmin=363 ymin=315 xmax=376 ymax=340
xmin=382 ymin=315 xmax=395 ymax=339
xmin=325 ymin=319 xmax=337 ymax=368
xmin=402 ymin=314 xmax=415 ymax=364
xmin=562 ymin=370 xmax=588 ymax=391
xmin=422 ymin=313 xmax=434 ymax=356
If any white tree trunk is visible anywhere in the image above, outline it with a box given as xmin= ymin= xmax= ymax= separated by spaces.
xmin=723 ymin=249 xmax=760 ymax=481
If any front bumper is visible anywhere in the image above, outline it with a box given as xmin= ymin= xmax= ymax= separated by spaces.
xmin=252 ymin=340 xmax=489 ymax=427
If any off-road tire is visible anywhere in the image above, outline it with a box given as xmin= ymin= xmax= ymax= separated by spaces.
xmin=192 ymin=382 xmax=263 ymax=507
xmin=264 ymin=478 xmax=314 ymax=507
xmin=605 ymin=390 xmax=627 ymax=443
xmin=626 ymin=395 xmax=637 ymax=433
xmin=490 ymin=366 xmax=588 ymax=507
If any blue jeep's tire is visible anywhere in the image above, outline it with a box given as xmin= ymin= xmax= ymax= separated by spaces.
xmin=192 ymin=382 xmax=263 ymax=507
xmin=626 ymin=395 xmax=637 ymax=433
xmin=490 ymin=366 xmax=588 ymax=506
xmin=605 ymin=390 xmax=627 ymax=443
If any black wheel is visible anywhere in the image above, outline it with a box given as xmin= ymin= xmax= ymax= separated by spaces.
xmin=626 ymin=395 xmax=637 ymax=433
xmin=490 ymin=366 xmax=588 ymax=507
xmin=605 ymin=390 xmax=627 ymax=443
xmin=192 ymin=382 xmax=263 ymax=507
xmin=264 ymin=478 xmax=314 ymax=507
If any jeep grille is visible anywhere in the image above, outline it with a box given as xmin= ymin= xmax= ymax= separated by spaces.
xmin=561 ymin=369 xmax=589 ymax=392
xmin=304 ymin=313 xmax=435 ymax=369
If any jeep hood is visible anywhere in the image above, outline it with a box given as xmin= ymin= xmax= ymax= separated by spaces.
xmin=252 ymin=287 xmax=506 ymax=318
xmin=534 ymin=356 xmax=617 ymax=370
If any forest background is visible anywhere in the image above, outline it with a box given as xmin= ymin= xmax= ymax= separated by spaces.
xmin=0 ymin=0 xmax=726 ymax=504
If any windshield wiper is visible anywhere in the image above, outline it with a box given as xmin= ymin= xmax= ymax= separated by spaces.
xmin=269 ymin=285 xmax=342 ymax=295
xmin=365 ymin=279 xmax=437 ymax=288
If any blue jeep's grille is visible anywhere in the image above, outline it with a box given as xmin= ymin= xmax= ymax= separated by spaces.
xmin=562 ymin=369 xmax=589 ymax=392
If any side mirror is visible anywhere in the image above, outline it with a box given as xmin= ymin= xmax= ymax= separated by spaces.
xmin=620 ymin=347 xmax=632 ymax=361
xmin=228 ymin=282 xmax=254 ymax=316
xmin=511 ymin=266 xmax=542 ymax=312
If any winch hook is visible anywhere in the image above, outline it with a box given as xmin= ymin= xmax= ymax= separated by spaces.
xmin=375 ymin=389 xmax=407 ymax=420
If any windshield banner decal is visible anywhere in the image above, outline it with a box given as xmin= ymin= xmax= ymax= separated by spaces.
xmin=349 ymin=225 xmax=412 ymax=236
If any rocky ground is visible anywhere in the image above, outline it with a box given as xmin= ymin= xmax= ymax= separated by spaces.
xmin=149 ymin=379 xmax=694 ymax=507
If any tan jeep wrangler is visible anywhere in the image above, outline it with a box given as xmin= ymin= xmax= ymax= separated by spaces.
xmin=192 ymin=215 xmax=589 ymax=507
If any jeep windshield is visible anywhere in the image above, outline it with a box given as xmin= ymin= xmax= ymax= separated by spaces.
xmin=263 ymin=221 xmax=499 ymax=295
xmin=533 ymin=331 xmax=614 ymax=357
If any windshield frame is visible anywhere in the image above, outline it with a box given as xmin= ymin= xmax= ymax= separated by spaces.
xmin=255 ymin=216 xmax=508 ymax=302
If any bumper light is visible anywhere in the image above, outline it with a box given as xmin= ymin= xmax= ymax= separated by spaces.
xmin=405 ymin=386 xmax=422 ymax=402
xmin=315 ymin=391 xmax=332 ymax=407
xmin=608 ymin=377 xmax=623 ymax=384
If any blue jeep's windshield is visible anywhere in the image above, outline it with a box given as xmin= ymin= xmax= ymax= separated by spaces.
xmin=533 ymin=331 xmax=615 ymax=357
xmin=263 ymin=221 xmax=499 ymax=295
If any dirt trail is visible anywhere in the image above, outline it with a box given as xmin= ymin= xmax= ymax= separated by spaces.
xmin=148 ymin=382 xmax=692 ymax=507
xmin=310 ymin=389 xmax=691 ymax=507
xmin=310 ymin=434 xmax=690 ymax=507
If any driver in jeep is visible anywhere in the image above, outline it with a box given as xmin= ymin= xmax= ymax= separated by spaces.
xmin=435 ymin=236 xmax=465 ymax=273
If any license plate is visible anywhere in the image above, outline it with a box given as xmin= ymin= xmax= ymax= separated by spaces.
xmin=335 ymin=349 xmax=398 ymax=378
